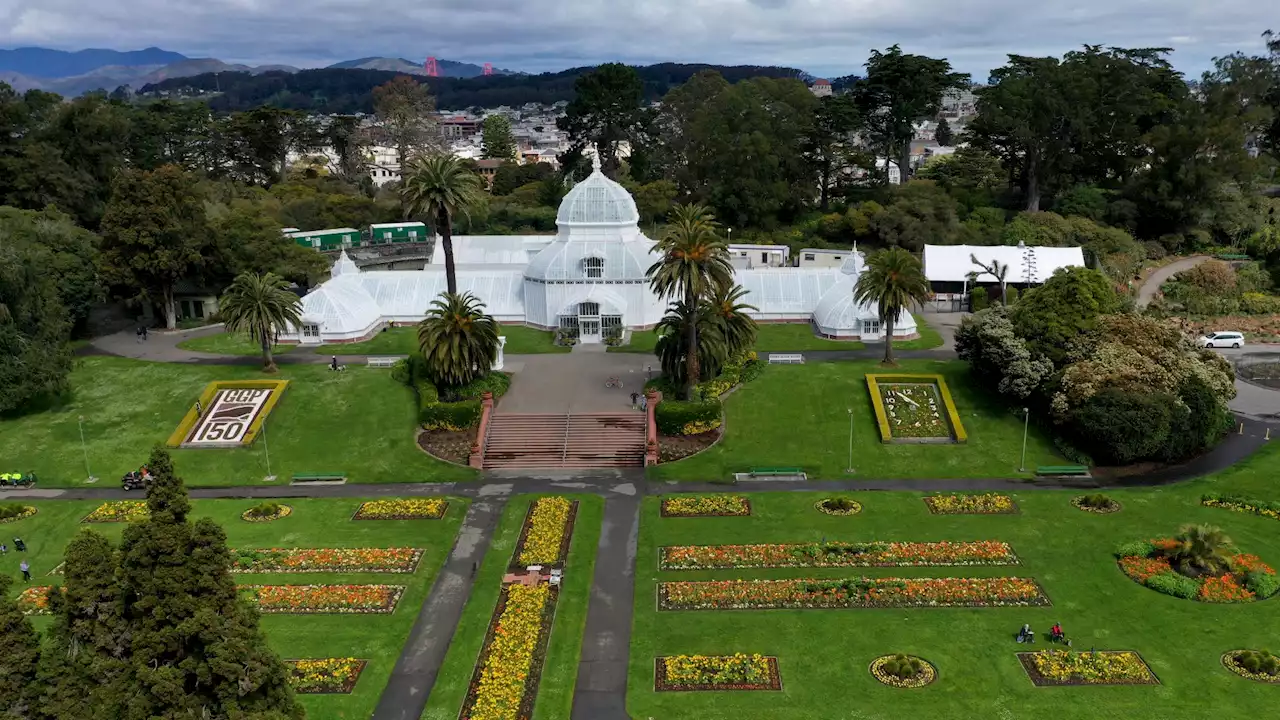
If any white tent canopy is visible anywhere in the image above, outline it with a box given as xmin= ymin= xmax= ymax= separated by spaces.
xmin=923 ymin=244 xmax=1085 ymax=284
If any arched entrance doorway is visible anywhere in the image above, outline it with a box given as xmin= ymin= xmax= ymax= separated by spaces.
xmin=557 ymin=298 xmax=624 ymax=344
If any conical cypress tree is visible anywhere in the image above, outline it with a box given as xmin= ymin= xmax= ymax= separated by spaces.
xmin=35 ymin=529 xmax=127 ymax=720
xmin=0 ymin=575 xmax=42 ymax=717
xmin=116 ymin=446 xmax=303 ymax=720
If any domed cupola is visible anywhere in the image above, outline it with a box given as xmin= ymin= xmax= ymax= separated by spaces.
xmin=554 ymin=154 xmax=640 ymax=227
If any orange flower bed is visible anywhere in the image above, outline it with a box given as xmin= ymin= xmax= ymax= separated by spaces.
xmin=1119 ymin=556 xmax=1171 ymax=583
xmin=230 ymin=548 xmax=423 ymax=573
xmin=659 ymin=576 xmax=1050 ymax=610
xmin=659 ymin=540 xmax=1019 ymax=570
xmin=242 ymin=584 xmax=405 ymax=614
xmin=1200 ymin=575 xmax=1255 ymax=603
xmin=16 ymin=585 xmax=53 ymax=615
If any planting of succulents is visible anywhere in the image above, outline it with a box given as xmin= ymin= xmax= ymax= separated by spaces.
xmin=870 ymin=654 xmax=937 ymax=688
xmin=814 ymin=497 xmax=861 ymax=515
xmin=1221 ymin=650 xmax=1280 ymax=683
xmin=1072 ymin=494 xmax=1120 ymax=514
xmin=1115 ymin=525 xmax=1279 ymax=603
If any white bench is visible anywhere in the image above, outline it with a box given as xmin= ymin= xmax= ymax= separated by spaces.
xmin=767 ymin=353 xmax=805 ymax=365
xmin=366 ymin=356 xmax=405 ymax=368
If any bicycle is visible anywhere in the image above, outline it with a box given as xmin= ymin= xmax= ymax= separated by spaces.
xmin=605 ymin=376 xmax=623 ymax=388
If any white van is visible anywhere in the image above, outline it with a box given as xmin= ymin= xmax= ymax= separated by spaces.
xmin=1200 ymin=331 xmax=1245 ymax=349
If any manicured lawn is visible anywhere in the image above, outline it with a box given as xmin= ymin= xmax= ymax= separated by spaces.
xmin=4 ymin=496 xmax=469 ymax=720
xmin=628 ymin=446 xmax=1280 ymax=719
xmin=421 ymin=494 xmax=602 ymax=720
xmin=649 ymin=360 xmax=1063 ymax=481
xmin=330 ymin=325 xmax=568 ymax=355
xmin=0 ymin=356 xmax=476 ymax=487
xmin=176 ymin=331 xmax=297 ymax=356
xmin=612 ymin=323 xmax=868 ymax=354
xmin=892 ymin=314 xmax=944 ymax=350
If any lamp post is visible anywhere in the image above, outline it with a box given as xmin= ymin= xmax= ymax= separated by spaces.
xmin=78 ymin=415 xmax=97 ymax=484
xmin=262 ymin=421 xmax=276 ymax=482
xmin=727 ymin=227 xmax=733 ymax=244
xmin=846 ymin=408 xmax=855 ymax=474
xmin=1019 ymin=407 xmax=1030 ymax=473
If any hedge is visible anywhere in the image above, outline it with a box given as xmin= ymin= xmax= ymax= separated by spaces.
xmin=420 ymin=400 xmax=483 ymax=431
xmin=656 ymin=399 xmax=722 ymax=436
xmin=395 ymin=355 xmax=488 ymax=431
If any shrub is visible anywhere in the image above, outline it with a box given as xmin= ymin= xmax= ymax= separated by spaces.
xmin=1145 ymin=571 xmax=1201 ymax=599
xmin=1116 ymin=540 xmax=1155 ymax=559
xmin=444 ymin=371 xmax=511 ymax=401
xmin=970 ymin=286 xmax=989 ymax=311
xmin=0 ymin=503 xmax=34 ymax=521
xmin=1241 ymin=292 xmax=1280 ymax=315
xmin=1236 ymin=650 xmax=1280 ymax=676
xmin=1003 ymin=286 xmax=1019 ymax=305
xmin=825 ymin=498 xmax=859 ymax=512
xmin=1142 ymin=241 xmax=1167 ymax=261
xmin=881 ymin=654 xmax=924 ymax=680
xmin=390 ymin=359 xmax=411 ymax=385
xmin=1078 ymin=494 xmax=1114 ymax=510
xmin=420 ymin=399 xmax=482 ymax=431
xmin=245 ymin=502 xmax=282 ymax=519
xmin=656 ymin=399 xmax=722 ymax=436
xmin=1245 ymin=571 xmax=1280 ymax=599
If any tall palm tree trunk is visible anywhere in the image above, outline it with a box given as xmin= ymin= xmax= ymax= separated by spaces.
xmin=439 ymin=208 xmax=458 ymax=295
xmin=260 ymin=329 xmax=277 ymax=373
xmin=684 ymin=285 xmax=700 ymax=401
xmin=882 ymin=312 xmax=896 ymax=366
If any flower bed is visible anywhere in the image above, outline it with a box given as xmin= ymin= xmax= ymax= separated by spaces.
xmin=655 ymin=654 xmax=782 ymax=691
xmin=1073 ymin=495 xmax=1121 ymax=514
xmin=230 ymin=548 xmax=423 ymax=574
xmin=285 ymin=658 xmax=367 ymax=693
xmin=512 ymin=497 xmax=577 ymax=569
xmin=352 ymin=498 xmax=449 ymax=520
xmin=81 ymin=501 xmax=149 ymax=523
xmin=660 ymin=495 xmax=751 ymax=518
xmin=1116 ymin=539 xmax=1279 ymax=603
xmin=867 ymin=374 xmax=967 ymax=444
xmin=1202 ymin=494 xmax=1280 ymax=522
xmin=1221 ymin=650 xmax=1280 ymax=684
xmin=659 ymin=576 xmax=1050 ymax=610
xmin=1018 ymin=650 xmax=1159 ymax=686
xmin=16 ymin=586 xmax=53 ymax=615
xmin=459 ymin=583 xmax=557 ymax=720
xmin=241 ymin=503 xmax=292 ymax=522
xmin=814 ymin=498 xmax=862 ymax=516
xmin=659 ymin=540 xmax=1019 ymax=570
xmin=924 ymin=493 xmax=1018 ymax=515
xmin=242 ymin=584 xmax=405 ymax=614
xmin=869 ymin=654 xmax=937 ymax=688
xmin=0 ymin=505 xmax=36 ymax=524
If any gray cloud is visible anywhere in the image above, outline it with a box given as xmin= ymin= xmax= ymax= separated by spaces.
xmin=0 ymin=0 xmax=1274 ymax=79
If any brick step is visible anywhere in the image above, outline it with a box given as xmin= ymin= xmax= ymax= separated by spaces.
xmin=482 ymin=411 xmax=646 ymax=470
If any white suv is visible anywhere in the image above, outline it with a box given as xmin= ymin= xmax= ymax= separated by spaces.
xmin=1200 ymin=331 xmax=1245 ymax=349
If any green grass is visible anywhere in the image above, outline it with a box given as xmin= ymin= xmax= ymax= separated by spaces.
xmin=5 ymin=496 xmax=469 ymax=720
xmin=0 ymin=356 xmax=476 ymax=487
xmin=176 ymin=332 xmax=297 ymax=356
xmin=628 ymin=445 xmax=1280 ymax=719
xmin=892 ymin=314 xmax=945 ymax=350
xmin=422 ymin=494 xmax=602 ymax=720
xmin=611 ymin=323 xmax=868 ymax=354
xmin=330 ymin=325 xmax=568 ymax=356
xmin=649 ymin=360 xmax=1063 ymax=481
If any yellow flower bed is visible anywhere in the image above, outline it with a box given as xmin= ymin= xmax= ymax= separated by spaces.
xmin=516 ymin=497 xmax=573 ymax=566
xmin=663 ymin=653 xmax=773 ymax=687
xmin=353 ymin=498 xmax=449 ymax=520
xmin=1026 ymin=650 xmax=1157 ymax=685
xmin=82 ymin=501 xmax=150 ymax=523
xmin=465 ymin=584 xmax=551 ymax=720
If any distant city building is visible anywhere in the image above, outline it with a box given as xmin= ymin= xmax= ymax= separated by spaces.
xmin=811 ymin=78 xmax=833 ymax=97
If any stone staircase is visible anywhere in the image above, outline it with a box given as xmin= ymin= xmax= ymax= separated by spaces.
xmin=482 ymin=412 xmax=646 ymax=470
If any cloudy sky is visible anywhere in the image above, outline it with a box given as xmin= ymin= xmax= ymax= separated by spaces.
xmin=0 ymin=0 xmax=1274 ymax=79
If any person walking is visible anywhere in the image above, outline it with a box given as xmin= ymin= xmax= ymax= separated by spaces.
xmin=142 ymin=325 xmax=148 ymax=341
xmin=20 ymin=559 xmax=30 ymax=582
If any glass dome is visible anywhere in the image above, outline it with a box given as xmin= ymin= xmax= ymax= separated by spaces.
xmin=555 ymin=155 xmax=640 ymax=226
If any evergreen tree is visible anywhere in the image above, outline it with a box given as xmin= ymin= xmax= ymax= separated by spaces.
xmin=36 ymin=530 xmax=127 ymax=720
xmin=935 ymin=117 xmax=954 ymax=146
xmin=0 ymin=575 xmax=42 ymax=718
xmin=481 ymin=115 xmax=517 ymax=160
xmin=115 ymin=446 xmax=302 ymax=720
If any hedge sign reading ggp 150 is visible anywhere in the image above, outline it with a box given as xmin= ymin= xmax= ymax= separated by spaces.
xmin=185 ymin=388 xmax=277 ymax=446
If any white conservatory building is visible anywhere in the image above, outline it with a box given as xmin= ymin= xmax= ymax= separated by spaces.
xmin=284 ymin=157 xmax=915 ymax=345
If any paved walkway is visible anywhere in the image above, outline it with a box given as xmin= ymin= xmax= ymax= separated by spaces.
xmin=1135 ymin=255 xmax=1211 ymax=308
xmin=499 ymin=345 xmax=653 ymax=413
xmin=371 ymin=496 xmax=506 ymax=720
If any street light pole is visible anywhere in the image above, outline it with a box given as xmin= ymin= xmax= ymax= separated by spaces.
xmin=262 ymin=421 xmax=276 ymax=482
xmin=1019 ymin=407 xmax=1029 ymax=473
xmin=78 ymin=415 xmax=97 ymax=483
xmin=846 ymin=408 xmax=855 ymax=474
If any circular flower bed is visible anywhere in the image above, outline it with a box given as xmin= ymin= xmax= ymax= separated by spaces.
xmin=1115 ymin=529 xmax=1280 ymax=603
xmin=241 ymin=503 xmax=293 ymax=522
xmin=1221 ymin=650 xmax=1280 ymax=683
xmin=0 ymin=504 xmax=37 ymax=524
xmin=870 ymin=654 xmax=936 ymax=688
xmin=815 ymin=498 xmax=862 ymax=515
xmin=1073 ymin=494 xmax=1121 ymax=514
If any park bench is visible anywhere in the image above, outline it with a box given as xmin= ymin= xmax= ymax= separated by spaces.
xmin=1035 ymin=465 xmax=1091 ymax=478
xmin=767 ymin=353 xmax=805 ymax=365
xmin=290 ymin=473 xmax=347 ymax=485
xmin=748 ymin=467 xmax=807 ymax=479
xmin=367 ymin=356 xmax=405 ymax=368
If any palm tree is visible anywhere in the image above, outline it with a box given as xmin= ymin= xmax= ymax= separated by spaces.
xmin=1169 ymin=524 xmax=1234 ymax=577
xmin=401 ymin=154 xmax=483 ymax=295
xmin=970 ymin=254 xmax=1010 ymax=303
xmin=654 ymin=301 xmax=729 ymax=394
xmin=218 ymin=272 xmax=302 ymax=373
xmin=853 ymin=247 xmax=931 ymax=366
xmin=705 ymin=283 xmax=758 ymax=357
xmin=417 ymin=291 xmax=499 ymax=389
xmin=647 ymin=203 xmax=734 ymax=400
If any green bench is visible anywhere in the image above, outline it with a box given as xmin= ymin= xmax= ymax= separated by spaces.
xmin=291 ymin=472 xmax=347 ymax=484
xmin=1035 ymin=465 xmax=1090 ymax=477
xmin=749 ymin=467 xmax=805 ymax=476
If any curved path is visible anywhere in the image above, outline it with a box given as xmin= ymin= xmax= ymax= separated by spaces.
xmin=1135 ymin=255 xmax=1211 ymax=308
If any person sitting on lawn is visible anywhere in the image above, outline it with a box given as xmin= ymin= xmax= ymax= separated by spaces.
xmin=1017 ymin=624 xmax=1034 ymax=643
xmin=1050 ymin=623 xmax=1064 ymax=643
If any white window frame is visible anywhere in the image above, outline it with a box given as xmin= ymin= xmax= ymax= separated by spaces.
xmin=582 ymin=257 xmax=604 ymax=279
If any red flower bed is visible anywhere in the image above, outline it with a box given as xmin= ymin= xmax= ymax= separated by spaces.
xmin=242 ymin=584 xmax=405 ymax=614
xmin=1200 ymin=575 xmax=1254 ymax=603
xmin=1116 ymin=538 xmax=1277 ymax=603
xmin=659 ymin=540 xmax=1019 ymax=570
xmin=1119 ymin=556 xmax=1171 ymax=583
xmin=659 ymin=576 xmax=1050 ymax=610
